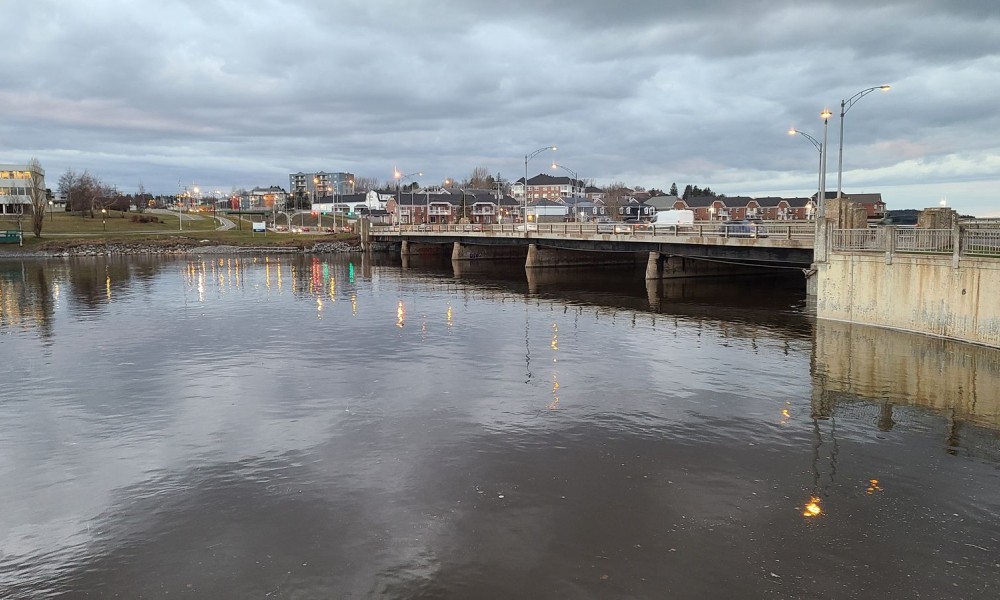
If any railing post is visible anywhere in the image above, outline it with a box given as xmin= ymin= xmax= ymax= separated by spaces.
xmin=885 ymin=225 xmax=896 ymax=265
xmin=952 ymin=220 xmax=962 ymax=268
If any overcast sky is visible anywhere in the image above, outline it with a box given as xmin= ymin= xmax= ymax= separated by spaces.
xmin=4 ymin=0 xmax=998 ymax=215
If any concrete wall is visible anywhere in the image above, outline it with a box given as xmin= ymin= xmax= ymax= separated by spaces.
xmin=817 ymin=251 xmax=1000 ymax=348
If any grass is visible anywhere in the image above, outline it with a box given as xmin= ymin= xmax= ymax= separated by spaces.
xmin=0 ymin=210 xmax=358 ymax=251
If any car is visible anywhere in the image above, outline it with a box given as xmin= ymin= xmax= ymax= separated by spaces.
xmin=719 ymin=220 xmax=767 ymax=238
xmin=623 ymin=218 xmax=652 ymax=231
xmin=515 ymin=223 xmax=538 ymax=232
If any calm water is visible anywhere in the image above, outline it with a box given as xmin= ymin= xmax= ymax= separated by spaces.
xmin=1 ymin=253 xmax=999 ymax=599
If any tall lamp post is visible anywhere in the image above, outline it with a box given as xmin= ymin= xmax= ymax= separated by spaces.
xmin=394 ymin=170 xmax=422 ymax=227
xmin=788 ymin=128 xmax=824 ymax=221
xmin=523 ymin=145 xmax=556 ymax=226
xmin=550 ymin=162 xmax=579 ymax=220
xmin=836 ymin=85 xmax=891 ymax=199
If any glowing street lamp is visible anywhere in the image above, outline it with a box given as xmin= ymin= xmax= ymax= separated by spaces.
xmin=101 ymin=208 xmax=107 ymax=231
xmin=394 ymin=170 xmax=422 ymax=226
xmin=836 ymin=85 xmax=891 ymax=198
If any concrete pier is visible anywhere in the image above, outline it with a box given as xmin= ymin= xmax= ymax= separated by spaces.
xmin=524 ymin=244 xmax=637 ymax=269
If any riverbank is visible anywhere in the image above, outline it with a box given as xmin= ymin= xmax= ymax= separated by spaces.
xmin=0 ymin=235 xmax=368 ymax=258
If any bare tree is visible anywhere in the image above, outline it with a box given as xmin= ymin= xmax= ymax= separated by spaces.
xmin=27 ymin=158 xmax=47 ymax=237
xmin=59 ymin=169 xmax=101 ymax=218
xmin=353 ymin=176 xmax=380 ymax=192
xmin=135 ymin=181 xmax=147 ymax=213
xmin=602 ymin=181 xmax=630 ymax=221
xmin=467 ymin=166 xmax=491 ymax=189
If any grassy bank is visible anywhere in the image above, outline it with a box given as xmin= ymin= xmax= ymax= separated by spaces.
xmin=0 ymin=211 xmax=357 ymax=253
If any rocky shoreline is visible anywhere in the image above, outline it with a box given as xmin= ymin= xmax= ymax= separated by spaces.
xmin=0 ymin=239 xmax=384 ymax=258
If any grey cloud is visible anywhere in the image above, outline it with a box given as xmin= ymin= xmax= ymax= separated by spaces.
xmin=2 ymin=0 xmax=998 ymax=214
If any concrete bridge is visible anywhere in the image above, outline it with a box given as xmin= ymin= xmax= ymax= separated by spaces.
xmin=365 ymin=207 xmax=1000 ymax=348
xmin=367 ymin=221 xmax=816 ymax=279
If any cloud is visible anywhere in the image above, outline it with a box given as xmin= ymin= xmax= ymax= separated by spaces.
xmin=1 ymin=0 xmax=998 ymax=215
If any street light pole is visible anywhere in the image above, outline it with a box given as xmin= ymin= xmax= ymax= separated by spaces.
xmin=393 ymin=170 xmax=422 ymax=227
xmin=819 ymin=108 xmax=831 ymax=218
xmin=836 ymin=85 xmax=891 ymax=199
xmin=523 ymin=145 xmax=556 ymax=229
xmin=550 ymin=162 xmax=579 ymax=220
xmin=788 ymin=128 xmax=823 ymax=220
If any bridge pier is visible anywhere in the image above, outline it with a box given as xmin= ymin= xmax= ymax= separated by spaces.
xmin=451 ymin=242 xmax=528 ymax=262
xmin=644 ymin=251 xmax=784 ymax=280
xmin=525 ymin=244 xmax=637 ymax=269
xmin=401 ymin=240 xmax=449 ymax=257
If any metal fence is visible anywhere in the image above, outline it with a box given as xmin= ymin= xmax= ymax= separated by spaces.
xmin=832 ymin=226 xmax=1000 ymax=257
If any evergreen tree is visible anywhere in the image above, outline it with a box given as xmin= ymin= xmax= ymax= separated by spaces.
xmin=669 ymin=182 xmax=678 ymax=196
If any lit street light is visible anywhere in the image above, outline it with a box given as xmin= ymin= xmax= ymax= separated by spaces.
xmin=788 ymin=128 xmax=824 ymax=220
xmin=101 ymin=208 xmax=107 ymax=231
xmin=836 ymin=85 xmax=891 ymax=199
xmin=523 ymin=145 xmax=556 ymax=228
xmin=551 ymin=162 xmax=580 ymax=219
xmin=394 ymin=170 xmax=422 ymax=226
xmin=819 ymin=108 xmax=832 ymax=218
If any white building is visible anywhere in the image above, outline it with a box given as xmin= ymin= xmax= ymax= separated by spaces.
xmin=0 ymin=163 xmax=45 ymax=215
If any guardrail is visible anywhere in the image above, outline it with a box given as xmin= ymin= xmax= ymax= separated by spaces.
xmin=372 ymin=221 xmax=816 ymax=240
xmin=832 ymin=226 xmax=1000 ymax=258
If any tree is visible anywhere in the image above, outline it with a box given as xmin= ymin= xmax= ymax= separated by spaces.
xmin=353 ymin=176 xmax=380 ymax=193
xmin=59 ymin=169 xmax=102 ymax=218
xmin=602 ymin=181 xmax=630 ymax=220
xmin=135 ymin=181 xmax=147 ymax=213
xmin=669 ymin=182 xmax=678 ymax=196
xmin=27 ymin=158 xmax=47 ymax=237
xmin=467 ymin=166 xmax=491 ymax=189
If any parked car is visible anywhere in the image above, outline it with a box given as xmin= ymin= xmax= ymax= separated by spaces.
xmin=515 ymin=223 xmax=538 ymax=232
xmin=719 ymin=220 xmax=766 ymax=238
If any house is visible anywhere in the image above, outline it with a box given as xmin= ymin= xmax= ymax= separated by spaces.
xmin=386 ymin=190 xmax=514 ymax=225
xmin=514 ymin=173 xmax=585 ymax=202
xmin=620 ymin=200 xmax=656 ymax=220
xmin=526 ymin=198 xmax=568 ymax=223
xmin=814 ymin=192 xmax=885 ymax=221
xmin=644 ymin=195 xmax=683 ymax=213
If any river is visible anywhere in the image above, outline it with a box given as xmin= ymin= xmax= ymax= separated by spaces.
xmin=1 ymin=253 xmax=998 ymax=599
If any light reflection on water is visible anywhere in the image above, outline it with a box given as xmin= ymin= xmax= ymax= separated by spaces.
xmin=1 ymin=254 xmax=999 ymax=599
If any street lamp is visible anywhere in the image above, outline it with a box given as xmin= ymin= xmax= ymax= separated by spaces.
xmin=394 ymin=170 xmax=422 ymax=226
xmin=550 ymin=162 xmax=579 ymax=199
xmin=101 ymin=208 xmax=107 ymax=231
xmin=819 ymin=108 xmax=832 ymax=217
xmin=48 ymin=200 xmax=53 ymax=221
xmin=524 ymin=145 xmax=556 ymax=225
xmin=836 ymin=85 xmax=891 ymax=199
xmin=788 ymin=128 xmax=824 ymax=221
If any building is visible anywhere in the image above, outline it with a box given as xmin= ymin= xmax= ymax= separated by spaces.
xmin=289 ymin=171 xmax=356 ymax=203
xmin=0 ymin=163 xmax=45 ymax=215
xmin=513 ymin=173 xmax=585 ymax=202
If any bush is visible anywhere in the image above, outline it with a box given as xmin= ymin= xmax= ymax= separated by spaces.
xmin=129 ymin=215 xmax=162 ymax=224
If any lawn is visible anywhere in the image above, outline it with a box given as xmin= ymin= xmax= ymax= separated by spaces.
xmin=0 ymin=210 xmax=356 ymax=250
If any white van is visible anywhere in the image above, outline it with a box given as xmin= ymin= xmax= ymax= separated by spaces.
xmin=650 ymin=209 xmax=694 ymax=230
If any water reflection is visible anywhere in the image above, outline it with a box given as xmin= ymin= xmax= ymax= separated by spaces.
xmin=2 ymin=254 xmax=1000 ymax=598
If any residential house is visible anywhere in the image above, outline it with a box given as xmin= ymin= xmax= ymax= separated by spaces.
xmin=526 ymin=198 xmax=568 ymax=223
xmin=620 ymin=200 xmax=656 ymax=220
xmin=514 ymin=173 xmax=585 ymax=202
xmin=644 ymin=195 xmax=683 ymax=213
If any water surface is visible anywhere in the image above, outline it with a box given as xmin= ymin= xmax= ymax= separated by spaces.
xmin=1 ymin=254 xmax=998 ymax=599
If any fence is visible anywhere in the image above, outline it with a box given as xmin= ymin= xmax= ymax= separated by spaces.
xmin=832 ymin=225 xmax=1000 ymax=258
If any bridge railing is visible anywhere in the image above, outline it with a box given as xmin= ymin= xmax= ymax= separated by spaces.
xmin=832 ymin=225 xmax=1000 ymax=257
xmin=372 ymin=221 xmax=817 ymax=240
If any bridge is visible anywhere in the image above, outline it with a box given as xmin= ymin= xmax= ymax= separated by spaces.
xmin=368 ymin=221 xmax=817 ymax=277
